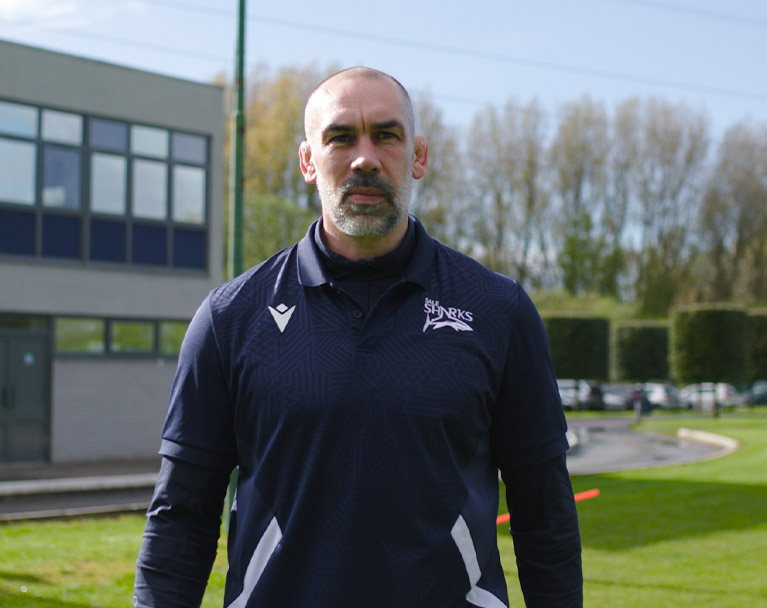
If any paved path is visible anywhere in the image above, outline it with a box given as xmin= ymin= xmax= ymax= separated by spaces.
xmin=0 ymin=418 xmax=734 ymax=520
xmin=565 ymin=417 xmax=726 ymax=475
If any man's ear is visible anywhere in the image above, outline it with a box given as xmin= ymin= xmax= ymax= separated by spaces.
xmin=412 ymin=135 xmax=429 ymax=180
xmin=299 ymin=141 xmax=316 ymax=184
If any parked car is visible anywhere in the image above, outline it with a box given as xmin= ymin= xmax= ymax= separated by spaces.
xmin=750 ymin=380 xmax=767 ymax=406
xmin=641 ymin=382 xmax=684 ymax=410
xmin=602 ymin=383 xmax=637 ymax=410
xmin=557 ymin=379 xmax=604 ymax=411
xmin=679 ymin=382 xmax=744 ymax=410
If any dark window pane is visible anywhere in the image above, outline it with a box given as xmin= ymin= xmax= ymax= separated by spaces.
xmin=89 ymin=118 xmax=128 ymax=152
xmin=42 ymin=214 xmax=80 ymax=259
xmin=43 ymin=146 xmax=81 ymax=209
xmin=0 ymin=209 xmax=35 ymax=255
xmin=171 ymin=132 xmax=207 ymax=164
xmin=90 ymin=219 xmax=126 ymax=262
xmin=173 ymin=228 xmax=206 ymax=269
xmin=132 ymin=224 xmax=167 ymax=266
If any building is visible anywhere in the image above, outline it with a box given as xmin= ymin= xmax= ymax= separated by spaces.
xmin=0 ymin=40 xmax=225 ymax=464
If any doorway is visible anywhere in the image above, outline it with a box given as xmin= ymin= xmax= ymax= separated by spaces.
xmin=0 ymin=332 xmax=51 ymax=463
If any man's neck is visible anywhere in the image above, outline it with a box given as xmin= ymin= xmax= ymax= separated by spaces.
xmin=320 ymin=216 xmax=409 ymax=262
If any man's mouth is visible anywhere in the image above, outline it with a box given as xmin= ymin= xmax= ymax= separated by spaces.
xmin=346 ymin=187 xmax=387 ymax=205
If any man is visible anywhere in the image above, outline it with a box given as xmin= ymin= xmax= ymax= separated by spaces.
xmin=134 ymin=67 xmax=582 ymax=608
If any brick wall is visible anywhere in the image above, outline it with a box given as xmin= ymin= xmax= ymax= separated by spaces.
xmin=50 ymin=358 xmax=177 ymax=463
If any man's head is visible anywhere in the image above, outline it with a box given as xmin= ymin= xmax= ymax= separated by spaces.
xmin=299 ymin=67 xmax=428 ymax=259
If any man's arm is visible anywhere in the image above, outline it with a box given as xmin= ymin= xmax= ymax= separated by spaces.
xmin=134 ymin=456 xmax=231 ymax=608
xmin=504 ymin=453 xmax=583 ymax=607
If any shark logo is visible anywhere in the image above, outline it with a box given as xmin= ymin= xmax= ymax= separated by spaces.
xmin=268 ymin=303 xmax=296 ymax=333
xmin=422 ymin=298 xmax=474 ymax=333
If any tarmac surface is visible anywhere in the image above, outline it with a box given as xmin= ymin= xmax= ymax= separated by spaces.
xmin=0 ymin=417 xmax=733 ymax=522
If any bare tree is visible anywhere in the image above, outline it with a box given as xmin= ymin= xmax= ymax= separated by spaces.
xmin=548 ymin=97 xmax=610 ymax=294
xmin=631 ymin=98 xmax=710 ymax=316
xmin=699 ymin=122 xmax=767 ymax=303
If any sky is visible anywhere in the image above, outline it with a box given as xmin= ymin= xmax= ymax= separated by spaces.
xmin=2 ymin=0 xmax=767 ymax=140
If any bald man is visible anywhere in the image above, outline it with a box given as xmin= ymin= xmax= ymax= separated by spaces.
xmin=134 ymin=67 xmax=582 ymax=608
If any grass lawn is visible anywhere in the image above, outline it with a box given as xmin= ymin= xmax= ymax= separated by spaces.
xmin=1 ymin=409 xmax=765 ymax=607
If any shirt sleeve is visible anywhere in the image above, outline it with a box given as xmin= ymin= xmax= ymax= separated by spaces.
xmin=160 ymin=295 xmax=237 ymax=471
xmin=133 ymin=456 xmax=232 ymax=608
xmin=491 ymin=286 xmax=569 ymax=470
xmin=503 ymin=454 xmax=583 ymax=607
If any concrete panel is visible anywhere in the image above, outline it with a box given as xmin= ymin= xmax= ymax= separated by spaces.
xmin=50 ymin=358 xmax=176 ymax=462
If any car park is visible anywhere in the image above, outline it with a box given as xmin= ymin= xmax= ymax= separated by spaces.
xmin=750 ymin=380 xmax=767 ymax=406
xmin=679 ymin=382 xmax=744 ymax=410
xmin=641 ymin=382 xmax=684 ymax=410
xmin=557 ymin=379 xmax=604 ymax=411
xmin=601 ymin=383 xmax=636 ymax=410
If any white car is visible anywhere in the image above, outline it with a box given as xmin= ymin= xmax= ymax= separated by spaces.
xmin=679 ymin=383 xmax=744 ymax=410
xmin=641 ymin=383 xmax=684 ymax=409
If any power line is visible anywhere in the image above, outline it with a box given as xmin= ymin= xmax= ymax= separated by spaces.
xmin=249 ymin=15 xmax=767 ymax=105
xmin=605 ymin=0 xmax=767 ymax=29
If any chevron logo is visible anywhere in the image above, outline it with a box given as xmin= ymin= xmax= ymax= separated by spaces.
xmin=268 ymin=303 xmax=296 ymax=333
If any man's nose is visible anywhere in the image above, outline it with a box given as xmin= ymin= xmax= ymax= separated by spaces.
xmin=350 ymin=137 xmax=381 ymax=173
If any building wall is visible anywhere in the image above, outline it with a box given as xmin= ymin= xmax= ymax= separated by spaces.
xmin=0 ymin=39 xmax=225 ymax=318
xmin=51 ymin=358 xmax=175 ymax=462
xmin=0 ymin=40 xmax=225 ymax=463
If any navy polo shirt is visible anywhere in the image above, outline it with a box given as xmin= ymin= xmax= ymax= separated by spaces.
xmin=160 ymin=216 xmax=568 ymax=608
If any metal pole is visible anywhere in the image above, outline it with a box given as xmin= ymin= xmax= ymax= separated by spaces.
xmin=228 ymin=0 xmax=246 ymax=279
xmin=226 ymin=0 xmax=246 ymax=530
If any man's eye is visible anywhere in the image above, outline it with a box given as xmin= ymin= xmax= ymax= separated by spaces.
xmin=377 ymin=131 xmax=398 ymax=141
xmin=329 ymin=134 xmax=353 ymax=144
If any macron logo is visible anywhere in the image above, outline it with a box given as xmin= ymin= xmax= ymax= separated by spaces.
xmin=268 ymin=303 xmax=296 ymax=333
xmin=423 ymin=297 xmax=474 ymax=333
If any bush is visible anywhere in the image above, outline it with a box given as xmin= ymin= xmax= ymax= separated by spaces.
xmin=613 ymin=321 xmax=669 ymax=382
xmin=748 ymin=309 xmax=767 ymax=382
xmin=543 ymin=316 xmax=610 ymax=380
xmin=670 ymin=305 xmax=748 ymax=385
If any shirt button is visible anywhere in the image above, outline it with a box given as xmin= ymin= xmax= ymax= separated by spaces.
xmin=352 ymin=309 xmax=363 ymax=319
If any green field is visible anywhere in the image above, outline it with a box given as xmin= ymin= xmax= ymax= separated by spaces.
xmin=1 ymin=410 xmax=765 ymax=607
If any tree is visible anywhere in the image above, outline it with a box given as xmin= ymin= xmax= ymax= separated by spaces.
xmin=698 ymin=122 xmax=767 ymax=304
xmin=548 ymin=97 xmax=609 ymax=294
xmin=410 ymin=94 xmax=468 ymax=249
xmin=631 ymin=99 xmax=710 ymax=316
xmin=466 ymin=100 xmax=550 ymax=282
xmin=243 ymin=193 xmax=315 ymax=266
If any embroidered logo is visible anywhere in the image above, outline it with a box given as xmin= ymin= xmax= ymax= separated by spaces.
xmin=423 ymin=298 xmax=474 ymax=333
xmin=268 ymin=303 xmax=296 ymax=333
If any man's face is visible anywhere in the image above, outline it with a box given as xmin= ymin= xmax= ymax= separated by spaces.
xmin=300 ymin=74 xmax=427 ymax=239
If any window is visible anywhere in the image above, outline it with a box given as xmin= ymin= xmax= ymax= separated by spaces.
xmin=0 ymin=99 xmax=210 ymax=271
xmin=43 ymin=146 xmax=81 ymax=209
xmin=0 ymin=139 xmax=36 ymax=205
xmin=55 ymin=318 xmax=105 ymax=354
xmin=42 ymin=214 xmax=80 ymax=259
xmin=110 ymin=320 xmax=154 ymax=353
xmin=0 ymin=209 xmax=35 ymax=255
xmin=89 ymin=118 xmax=128 ymax=152
xmin=0 ymin=100 xmax=37 ymax=138
xmin=159 ymin=320 xmax=188 ymax=355
xmin=132 ymin=125 xmax=168 ymax=158
xmin=172 ymin=165 xmax=206 ymax=224
xmin=54 ymin=317 xmax=189 ymax=356
xmin=133 ymin=159 xmax=167 ymax=220
xmin=171 ymin=132 xmax=207 ymax=164
xmin=91 ymin=153 xmax=126 ymax=215
xmin=42 ymin=110 xmax=82 ymax=145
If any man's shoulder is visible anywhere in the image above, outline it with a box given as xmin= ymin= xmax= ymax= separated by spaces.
xmin=431 ymin=240 xmax=521 ymax=292
xmin=207 ymin=244 xmax=299 ymax=313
